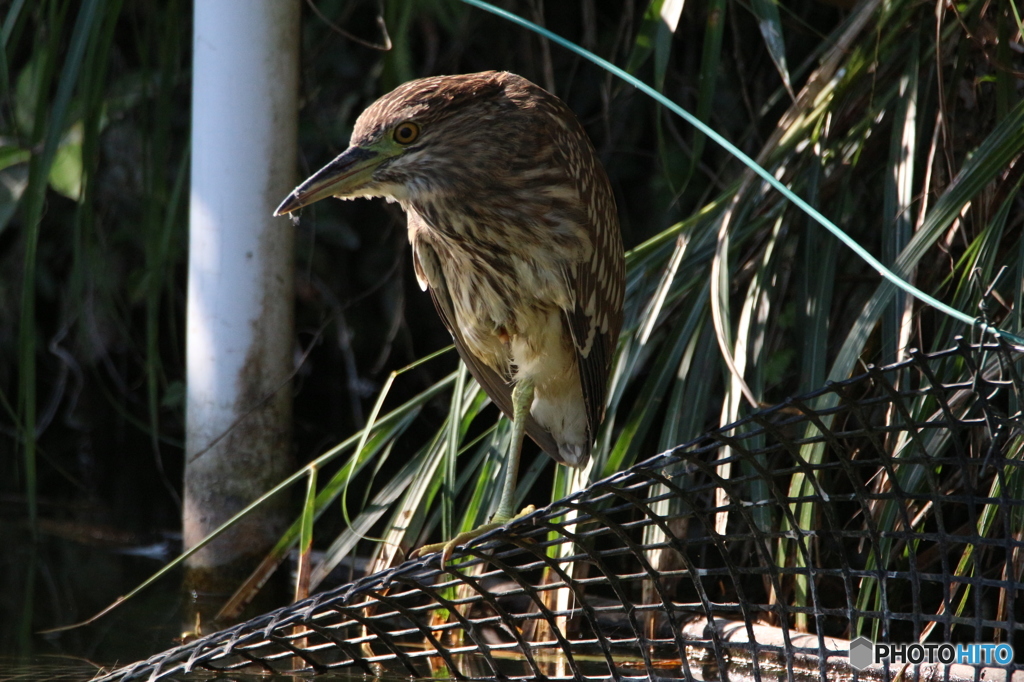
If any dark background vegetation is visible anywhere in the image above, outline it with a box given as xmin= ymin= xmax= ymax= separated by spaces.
xmin=2 ymin=0 xmax=1021 ymax=666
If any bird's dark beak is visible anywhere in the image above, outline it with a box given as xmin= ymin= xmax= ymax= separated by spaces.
xmin=274 ymin=146 xmax=381 ymax=216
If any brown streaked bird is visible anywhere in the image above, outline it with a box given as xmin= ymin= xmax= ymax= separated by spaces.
xmin=275 ymin=71 xmax=624 ymax=561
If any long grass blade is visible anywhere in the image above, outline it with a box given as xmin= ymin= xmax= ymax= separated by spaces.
xmin=749 ymin=0 xmax=793 ymax=98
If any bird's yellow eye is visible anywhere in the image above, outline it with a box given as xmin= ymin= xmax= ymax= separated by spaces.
xmin=393 ymin=122 xmax=420 ymax=145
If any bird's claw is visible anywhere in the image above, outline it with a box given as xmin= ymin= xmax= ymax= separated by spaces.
xmin=411 ymin=505 xmax=536 ymax=564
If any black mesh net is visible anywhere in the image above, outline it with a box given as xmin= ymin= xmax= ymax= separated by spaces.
xmin=98 ymin=339 xmax=1024 ymax=681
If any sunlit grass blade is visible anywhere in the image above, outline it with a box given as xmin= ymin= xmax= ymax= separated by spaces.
xmin=880 ymin=38 xmax=919 ymax=367
xmin=294 ymin=464 xmax=317 ymax=602
xmin=684 ymin=0 xmax=724 ymax=194
xmin=749 ymin=0 xmax=793 ymax=98
xmin=830 ymin=97 xmax=1024 ymax=386
xmin=623 ymin=0 xmax=668 ymax=76
xmin=603 ymin=284 xmax=708 ymax=477
xmin=215 ymin=376 xmax=449 ymax=619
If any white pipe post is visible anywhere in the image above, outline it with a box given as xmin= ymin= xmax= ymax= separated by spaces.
xmin=185 ymin=0 xmax=299 ymax=582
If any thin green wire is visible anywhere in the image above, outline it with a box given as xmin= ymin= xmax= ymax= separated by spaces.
xmin=461 ymin=0 xmax=1024 ymax=348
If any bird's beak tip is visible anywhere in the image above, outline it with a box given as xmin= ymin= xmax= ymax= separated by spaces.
xmin=273 ymin=192 xmax=303 ymax=217
xmin=274 ymin=145 xmax=380 ymax=219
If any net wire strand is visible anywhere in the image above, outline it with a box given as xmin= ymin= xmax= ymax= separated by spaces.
xmin=96 ymin=339 xmax=1024 ymax=681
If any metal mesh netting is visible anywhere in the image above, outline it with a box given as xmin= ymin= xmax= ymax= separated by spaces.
xmin=99 ymin=339 xmax=1024 ymax=681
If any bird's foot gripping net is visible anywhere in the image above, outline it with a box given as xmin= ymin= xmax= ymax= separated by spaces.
xmin=100 ymin=339 xmax=1024 ymax=681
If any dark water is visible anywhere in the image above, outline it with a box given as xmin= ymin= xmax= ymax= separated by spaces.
xmin=1 ymin=518 xmax=186 ymax=680
xmin=0 ymin=658 xmax=377 ymax=682
xmin=0 ymin=520 xmax=389 ymax=681
xmin=0 ymin=657 xmax=106 ymax=682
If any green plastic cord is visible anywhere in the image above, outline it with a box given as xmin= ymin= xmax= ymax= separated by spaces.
xmin=461 ymin=0 xmax=1024 ymax=348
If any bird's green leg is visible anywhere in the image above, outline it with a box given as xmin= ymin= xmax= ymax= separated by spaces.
xmin=494 ymin=375 xmax=533 ymax=522
xmin=412 ymin=377 xmax=536 ymax=563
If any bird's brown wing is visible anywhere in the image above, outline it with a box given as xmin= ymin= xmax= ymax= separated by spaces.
xmin=552 ymin=118 xmax=625 ymax=451
xmin=413 ymin=235 xmax=561 ymax=460
xmin=561 ymin=263 xmax=617 ymax=450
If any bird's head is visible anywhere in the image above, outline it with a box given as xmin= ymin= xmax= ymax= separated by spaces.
xmin=275 ymin=71 xmax=551 ymax=216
